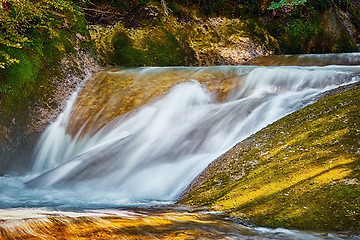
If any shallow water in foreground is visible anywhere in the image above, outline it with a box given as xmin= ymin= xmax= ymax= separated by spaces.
xmin=0 ymin=208 xmax=358 ymax=240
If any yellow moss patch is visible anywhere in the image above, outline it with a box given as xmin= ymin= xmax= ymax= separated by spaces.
xmin=313 ymin=129 xmax=349 ymax=145
xmin=314 ymin=167 xmax=352 ymax=185
xmin=181 ymin=86 xmax=360 ymax=231
xmin=215 ymin=155 xmax=355 ymax=212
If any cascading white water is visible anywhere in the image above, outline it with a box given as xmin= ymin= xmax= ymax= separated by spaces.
xmin=22 ymin=64 xmax=360 ymax=206
xmin=0 ymin=55 xmax=359 ymax=209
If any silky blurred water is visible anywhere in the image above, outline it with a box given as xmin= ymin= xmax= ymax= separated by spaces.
xmin=0 ymin=208 xmax=358 ymax=240
xmin=22 ymin=64 xmax=360 ymax=206
xmin=1 ymin=54 xmax=360 ymax=239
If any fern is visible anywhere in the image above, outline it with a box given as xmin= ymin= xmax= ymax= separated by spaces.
xmin=268 ymin=0 xmax=308 ymax=10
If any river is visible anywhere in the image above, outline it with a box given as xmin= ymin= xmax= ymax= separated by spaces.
xmin=1 ymin=53 xmax=360 ymax=239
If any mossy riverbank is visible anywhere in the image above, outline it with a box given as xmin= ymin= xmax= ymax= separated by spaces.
xmin=180 ymin=84 xmax=360 ymax=232
xmin=0 ymin=0 xmax=98 ymax=174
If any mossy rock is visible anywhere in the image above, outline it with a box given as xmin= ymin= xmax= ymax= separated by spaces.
xmin=110 ymin=27 xmax=194 ymax=66
xmin=91 ymin=23 xmax=197 ymax=67
xmin=0 ymin=6 xmax=95 ymax=174
xmin=264 ymin=5 xmax=359 ymax=54
xmin=180 ymin=84 xmax=360 ymax=232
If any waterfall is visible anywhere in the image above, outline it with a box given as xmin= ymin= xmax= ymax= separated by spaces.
xmin=21 ymin=64 xmax=359 ymax=207
xmin=0 ymin=55 xmax=359 ymax=208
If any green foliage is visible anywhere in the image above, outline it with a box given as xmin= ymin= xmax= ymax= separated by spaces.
xmin=0 ymin=0 xmax=82 ymax=69
xmin=0 ymin=0 xmax=92 ymax=158
xmin=282 ymin=18 xmax=317 ymax=53
xmin=268 ymin=0 xmax=307 ymax=10
xmin=0 ymin=84 xmax=13 ymax=94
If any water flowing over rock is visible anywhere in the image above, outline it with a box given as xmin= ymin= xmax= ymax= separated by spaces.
xmin=0 ymin=208 xmax=354 ymax=239
xmin=249 ymin=52 xmax=360 ymax=66
xmin=16 ymin=54 xmax=359 ymax=207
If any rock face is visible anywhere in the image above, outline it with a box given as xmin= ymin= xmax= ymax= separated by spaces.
xmin=89 ymin=17 xmax=274 ymax=67
xmin=0 ymin=53 xmax=98 ymax=174
xmin=180 ymin=84 xmax=360 ymax=232
xmin=66 ymin=67 xmax=243 ymax=137
xmin=86 ymin=1 xmax=360 ymax=64
xmin=263 ymin=4 xmax=359 ymax=54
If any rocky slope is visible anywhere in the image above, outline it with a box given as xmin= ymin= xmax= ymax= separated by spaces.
xmin=180 ymin=83 xmax=360 ymax=232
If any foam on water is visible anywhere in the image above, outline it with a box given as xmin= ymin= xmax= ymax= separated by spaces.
xmin=0 ymin=64 xmax=359 ymax=209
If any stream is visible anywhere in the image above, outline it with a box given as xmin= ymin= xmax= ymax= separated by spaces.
xmin=1 ymin=53 xmax=360 ymax=239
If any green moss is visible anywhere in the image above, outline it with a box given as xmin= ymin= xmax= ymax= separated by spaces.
xmin=96 ymin=24 xmax=196 ymax=67
xmin=181 ymin=86 xmax=360 ymax=232
xmin=0 ymin=2 xmax=96 ymax=174
xmin=111 ymin=32 xmax=142 ymax=66
xmin=285 ymin=19 xmax=317 ymax=52
xmin=0 ymin=48 xmax=41 ymax=86
xmin=0 ymin=37 xmax=61 ymax=126
xmin=332 ymin=36 xmax=359 ymax=53
xmin=263 ymin=3 xmax=359 ymax=54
